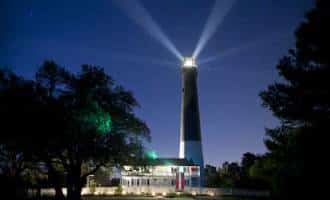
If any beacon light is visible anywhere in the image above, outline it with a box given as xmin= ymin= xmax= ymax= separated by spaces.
xmin=182 ymin=57 xmax=197 ymax=68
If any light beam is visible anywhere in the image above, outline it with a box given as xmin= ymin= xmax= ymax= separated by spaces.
xmin=199 ymin=33 xmax=289 ymax=65
xmin=199 ymin=41 xmax=258 ymax=64
xmin=193 ymin=0 xmax=236 ymax=58
xmin=110 ymin=53 xmax=178 ymax=69
xmin=113 ymin=0 xmax=183 ymax=60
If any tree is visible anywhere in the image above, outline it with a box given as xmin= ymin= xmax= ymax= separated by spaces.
xmin=259 ymin=0 xmax=329 ymax=198
xmin=204 ymin=165 xmax=219 ymax=187
xmin=241 ymin=152 xmax=258 ymax=176
xmin=0 ymin=62 xmax=150 ymax=200
xmin=35 ymin=61 xmax=72 ymax=200
xmin=218 ymin=162 xmax=241 ymax=187
xmin=239 ymin=152 xmax=269 ymax=189
xmin=0 ymin=68 xmax=51 ymax=199
xmin=38 ymin=63 xmax=150 ymax=200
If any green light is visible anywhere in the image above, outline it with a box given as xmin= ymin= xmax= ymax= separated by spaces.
xmin=146 ymin=150 xmax=158 ymax=160
xmin=96 ymin=112 xmax=112 ymax=134
xmin=76 ymin=103 xmax=112 ymax=135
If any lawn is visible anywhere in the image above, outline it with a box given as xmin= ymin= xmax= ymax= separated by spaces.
xmin=82 ymin=196 xmax=269 ymax=200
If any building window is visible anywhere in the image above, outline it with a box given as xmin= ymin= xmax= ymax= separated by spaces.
xmin=171 ymin=167 xmax=177 ymax=174
xmin=191 ymin=177 xmax=199 ymax=187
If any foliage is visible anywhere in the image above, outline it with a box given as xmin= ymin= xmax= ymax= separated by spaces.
xmin=204 ymin=165 xmax=219 ymax=187
xmin=204 ymin=153 xmax=269 ymax=189
xmin=114 ymin=185 xmax=123 ymax=195
xmin=0 ymin=61 xmax=150 ymax=200
xmin=256 ymin=0 xmax=330 ymax=199
xmin=88 ymin=179 xmax=96 ymax=194
xmin=219 ymin=162 xmax=241 ymax=187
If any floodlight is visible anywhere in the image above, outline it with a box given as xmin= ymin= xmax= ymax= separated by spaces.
xmin=182 ymin=57 xmax=197 ymax=68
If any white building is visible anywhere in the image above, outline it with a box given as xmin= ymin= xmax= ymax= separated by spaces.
xmin=120 ymin=158 xmax=200 ymax=193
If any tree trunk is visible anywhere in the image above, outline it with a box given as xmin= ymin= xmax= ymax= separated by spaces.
xmin=67 ymin=186 xmax=82 ymax=200
xmin=46 ymin=161 xmax=65 ymax=200
xmin=54 ymin=187 xmax=65 ymax=200
xmin=66 ymin=164 xmax=83 ymax=200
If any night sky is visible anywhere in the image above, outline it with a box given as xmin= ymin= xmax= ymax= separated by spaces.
xmin=1 ymin=0 xmax=314 ymax=166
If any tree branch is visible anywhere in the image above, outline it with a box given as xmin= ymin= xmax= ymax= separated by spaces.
xmin=81 ymin=163 xmax=104 ymax=179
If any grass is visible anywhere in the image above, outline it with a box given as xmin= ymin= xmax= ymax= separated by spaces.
xmin=82 ymin=195 xmax=269 ymax=200
xmin=25 ymin=195 xmax=269 ymax=200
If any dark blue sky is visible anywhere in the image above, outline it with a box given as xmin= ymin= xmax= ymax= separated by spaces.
xmin=1 ymin=0 xmax=314 ymax=166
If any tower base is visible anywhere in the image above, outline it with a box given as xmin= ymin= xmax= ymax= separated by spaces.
xmin=179 ymin=140 xmax=204 ymax=186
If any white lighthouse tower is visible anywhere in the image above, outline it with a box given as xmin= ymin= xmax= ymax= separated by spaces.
xmin=179 ymin=57 xmax=204 ymax=186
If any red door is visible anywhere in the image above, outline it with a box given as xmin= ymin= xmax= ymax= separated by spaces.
xmin=175 ymin=172 xmax=185 ymax=191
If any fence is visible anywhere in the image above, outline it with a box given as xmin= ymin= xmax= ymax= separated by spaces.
xmin=29 ymin=186 xmax=269 ymax=197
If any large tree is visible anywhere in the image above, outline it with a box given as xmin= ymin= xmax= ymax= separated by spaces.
xmin=258 ymin=0 xmax=329 ymax=198
xmin=0 ymin=62 xmax=150 ymax=200
xmin=37 ymin=62 xmax=150 ymax=200
xmin=0 ymin=67 xmax=54 ymax=199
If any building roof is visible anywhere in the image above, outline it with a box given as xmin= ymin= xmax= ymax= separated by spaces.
xmin=146 ymin=158 xmax=196 ymax=166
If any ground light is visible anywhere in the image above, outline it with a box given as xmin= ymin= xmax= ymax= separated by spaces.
xmin=208 ymin=191 xmax=215 ymax=196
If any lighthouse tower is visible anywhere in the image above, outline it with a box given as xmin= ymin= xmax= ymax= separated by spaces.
xmin=179 ymin=57 xmax=204 ymax=186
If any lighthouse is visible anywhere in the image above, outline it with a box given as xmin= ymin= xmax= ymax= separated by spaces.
xmin=98 ymin=58 xmax=205 ymax=191
xmin=179 ymin=57 xmax=204 ymax=186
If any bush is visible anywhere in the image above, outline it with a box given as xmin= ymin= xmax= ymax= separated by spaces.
xmin=114 ymin=185 xmax=123 ymax=195
xmin=88 ymin=179 xmax=96 ymax=194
